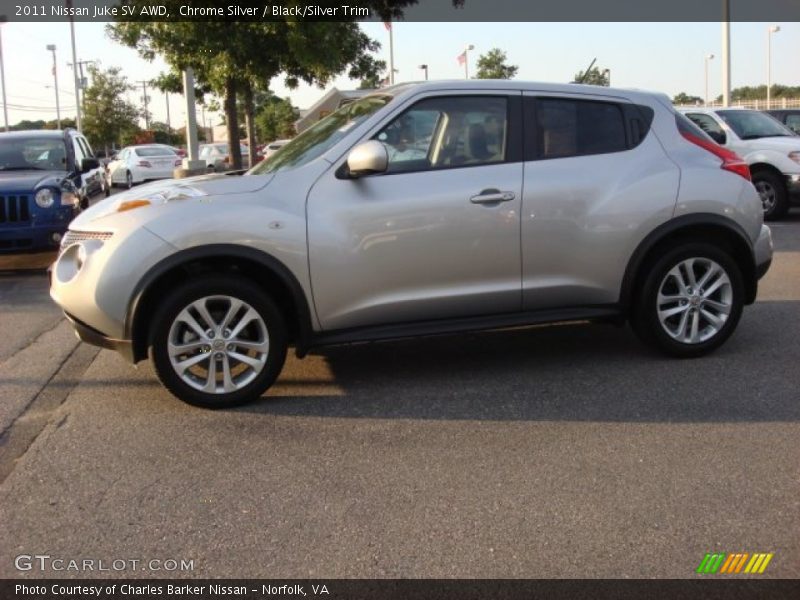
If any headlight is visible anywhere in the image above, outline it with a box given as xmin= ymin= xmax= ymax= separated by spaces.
xmin=35 ymin=188 xmax=55 ymax=208
xmin=789 ymin=151 xmax=800 ymax=165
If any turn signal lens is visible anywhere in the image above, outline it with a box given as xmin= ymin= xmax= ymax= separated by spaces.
xmin=117 ymin=199 xmax=151 ymax=213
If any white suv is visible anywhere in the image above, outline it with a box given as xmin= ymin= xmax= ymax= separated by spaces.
xmin=681 ymin=107 xmax=800 ymax=220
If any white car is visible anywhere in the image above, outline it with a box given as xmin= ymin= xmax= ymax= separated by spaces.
xmin=261 ymin=139 xmax=290 ymax=158
xmin=106 ymin=145 xmax=182 ymax=189
xmin=199 ymin=143 xmax=251 ymax=171
xmin=680 ymin=107 xmax=800 ymax=220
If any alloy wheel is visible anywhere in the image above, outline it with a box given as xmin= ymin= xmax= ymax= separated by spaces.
xmin=754 ymin=180 xmax=776 ymax=213
xmin=167 ymin=295 xmax=270 ymax=394
xmin=656 ymin=257 xmax=733 ymax=344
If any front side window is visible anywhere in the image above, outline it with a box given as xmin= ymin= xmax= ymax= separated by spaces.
xmin=686 ymin=113 xmax=726 ymax=139
xmin=72 ymin=135 xmax=86 ymax=166
xmin=785 ymin=114 xmax=800 ymax=134
xmin=374 ymin=96 xmax=508 ymax=173
xmin=535 ymin=98 xmax=627 ymax=159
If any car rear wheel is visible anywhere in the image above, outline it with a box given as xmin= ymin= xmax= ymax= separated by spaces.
xmin=631 ymin=243 xmax=744 ymax=357
xmin=149 ymin=276 xmax=288 ymax=408
xmin=752 ymin=170 xmax=788 ymax=221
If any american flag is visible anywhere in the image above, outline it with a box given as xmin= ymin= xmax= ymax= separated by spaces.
xmin=384 ymin=21 xmax=392 ymax=31
xmin=457 ymin=51 xmax=467 ymax=66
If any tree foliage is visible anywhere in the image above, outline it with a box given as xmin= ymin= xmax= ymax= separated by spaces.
xmin=672 ymin=92 xmax=703 ymax=105
xmin=109 ymin=1 xmax=419 ymax=167
xmin=714 ymin=84 xmax=800 ymax=103
xmin=82 ymin=65 xmax=142 ymax=151
xmin=475 ymin=48 xmax=518 ymax=80
xmin=573 ymin=66 xmax=610 ymax=86
xmin=256 ymin=96 xmax=300 ymax=142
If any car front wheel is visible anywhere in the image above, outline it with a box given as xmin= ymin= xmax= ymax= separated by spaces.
xmin=631 ymin=243 xmax=744 ymax=357
xmin=150 ymin=276 xmax=288 ymax=408
xmin=753 ymin=170 xmax=788 ymax=221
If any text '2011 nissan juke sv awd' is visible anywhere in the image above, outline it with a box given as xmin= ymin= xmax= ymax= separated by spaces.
xmin=50 ymin=81 xmax=773 ymax=408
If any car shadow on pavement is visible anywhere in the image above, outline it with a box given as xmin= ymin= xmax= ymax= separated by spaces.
xmin=233 ymin=300 xmax=800 ymax=423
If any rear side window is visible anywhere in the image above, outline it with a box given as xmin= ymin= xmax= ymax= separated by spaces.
xmin=685 ymin=113 xmax=725 ymax=138
xmin=675 ymin=112 xmax=716 ymax=143
xmin=526 ymin=98 xmax=632 ymax=160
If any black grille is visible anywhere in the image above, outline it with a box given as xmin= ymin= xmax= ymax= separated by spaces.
xmin=0 ymin=195 xmax=30 ymax=223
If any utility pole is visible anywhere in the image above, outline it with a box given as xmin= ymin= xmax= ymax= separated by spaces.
xmin=67 ymin=59 xmax=95 ymax=119
xmin=165 ymin=91 xmax=171 ymax=130
xmin=136 ymin=80 xmax=150 ymax=129
xmin=46 ymin=45 xmax=61 ymax=129
xmin=721 ymin=0 xmax=731 ymax=107
xmin=68 ymin=6 xmax=81 ymax=131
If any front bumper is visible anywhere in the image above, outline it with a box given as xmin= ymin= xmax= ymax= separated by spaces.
xmin=754 ymin=224 xmax=773 ymax=280
xmin=0 ymin=222 xmax=71 ymax=254
xmin=786 ymin=174 xmax=800 ymax=202
xmin=64 ymin=311 xmax=134 ymax=362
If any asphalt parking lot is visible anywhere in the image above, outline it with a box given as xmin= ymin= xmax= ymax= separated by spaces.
xmin=0 ymin=208 xmax=798 ymax=579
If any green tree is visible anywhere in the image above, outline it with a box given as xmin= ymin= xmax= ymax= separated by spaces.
xmin=475 ymin=48 xmax=518 ymax=79
xmin=256 ymin=96 xmax=300 ymax=142
xmin=82 ymin=65 xmax=141 ymax=154
xmin=359 ymin=72 xmax=384 ymax=89
xmin=573 ymin=66 xmax=610 ymax=86
xmin=672 ymin=92 xmax=703 ymax=105
xmin=110 ymin=1 xmax=420 ymax=168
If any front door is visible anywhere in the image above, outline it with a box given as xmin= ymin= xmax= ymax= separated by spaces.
xmin=307 ymin=93 xmax=524 ymax=331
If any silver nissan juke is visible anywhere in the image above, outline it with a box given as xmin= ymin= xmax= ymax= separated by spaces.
xmin=49 ymin=80 xmax=773 ymax=408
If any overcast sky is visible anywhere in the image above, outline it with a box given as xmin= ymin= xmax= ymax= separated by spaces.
xmin=1 ymin=20 xmax=798 ymax=130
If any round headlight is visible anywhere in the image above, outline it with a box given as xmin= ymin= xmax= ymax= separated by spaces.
xmin=35 ymin=188 xmax=55 ymax=208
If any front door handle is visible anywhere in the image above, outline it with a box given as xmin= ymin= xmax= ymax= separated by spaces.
xmin=470 ymin=189 xmax=516 ymax=205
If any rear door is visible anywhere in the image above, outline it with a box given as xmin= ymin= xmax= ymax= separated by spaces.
xmin=521 ymin=93 xmax=680 ymax=309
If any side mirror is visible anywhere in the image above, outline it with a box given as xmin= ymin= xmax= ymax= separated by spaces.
xmin=708 ymin=130 xmax=727 ymax=145
xmin=346 ymin=141 xmax=388 ymax=178
xmin=81 ymin=157 xmax=100 ymax=173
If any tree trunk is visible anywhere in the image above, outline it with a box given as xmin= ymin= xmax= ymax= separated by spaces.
xmin=224 ymin=76 xmax=242 ymax=170
xmin=243 ymin=81 xmax=257 ymax=169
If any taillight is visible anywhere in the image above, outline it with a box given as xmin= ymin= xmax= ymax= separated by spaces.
xmin=680 ymin=130 xmax=751 ymax=181
xmin=174 ymin=159 xmax=182 ymax=167
xmin=137 ymin=160 xmax=152 ymax=168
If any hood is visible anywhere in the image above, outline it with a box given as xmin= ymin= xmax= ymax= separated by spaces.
xmin=742 ymin=136 xmax=800 ymax=152
xmin=70 ymin=171 xmax=274 ymax=229
xmin=0 ymin=169 xmax=67 ymax=192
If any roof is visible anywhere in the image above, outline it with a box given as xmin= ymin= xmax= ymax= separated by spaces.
xmin=0 ymin=129 xmax=66 ymax=139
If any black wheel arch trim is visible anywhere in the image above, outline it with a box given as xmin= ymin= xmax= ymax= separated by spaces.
xmin=125 ymin=244 xmax=314 ymax=363
xmin=620 ymin=213 xmax=757 ymax=310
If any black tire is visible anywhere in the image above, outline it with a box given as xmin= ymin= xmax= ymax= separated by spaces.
xmin=79 ymin=195 xmax=89 ymax=209
xmin=125 ymin=171 xmax=133 ymax=189
xmin=631 ymin=242 xmax=744 ymax=358
xmin=149 ymin=275 xmax=288 ymax=408
xmin=752 ymin=169 xmax=789 ymax=221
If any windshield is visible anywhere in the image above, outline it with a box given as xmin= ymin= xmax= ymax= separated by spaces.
xmin=0 ymin=136 xmax=67 ymax=171
xmin=249 ymin=94 xmax=392 ymax=175
xmin=718 ymin=110 xmax=794 ymax=140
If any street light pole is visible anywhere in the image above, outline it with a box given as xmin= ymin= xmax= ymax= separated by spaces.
xmin=767 ymin=25 xmax=780 ymax=108
xmin=68 ymin=12 xmax=81 ymax=130
xmin=0 ymin=25 xmax=9 ymax=132
xmin=704 ymin=54 xmax=715 ymax=106
xmin=419 ymin=64 xmax=428 ymax=80
xmin=46 ymin=44 xmax=61 ymax=129
xmin=464 ymin=44 xmax=474 ymax=79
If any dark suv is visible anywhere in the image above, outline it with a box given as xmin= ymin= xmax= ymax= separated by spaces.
xmin=0 ymin=129 xmax=100 ymax=254
xmin=766 ymin=109 xmax=800 ymax=135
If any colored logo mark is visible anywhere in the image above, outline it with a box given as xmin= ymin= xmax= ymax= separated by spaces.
xmin=696 ymin=552 xmax=774 ymax=574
